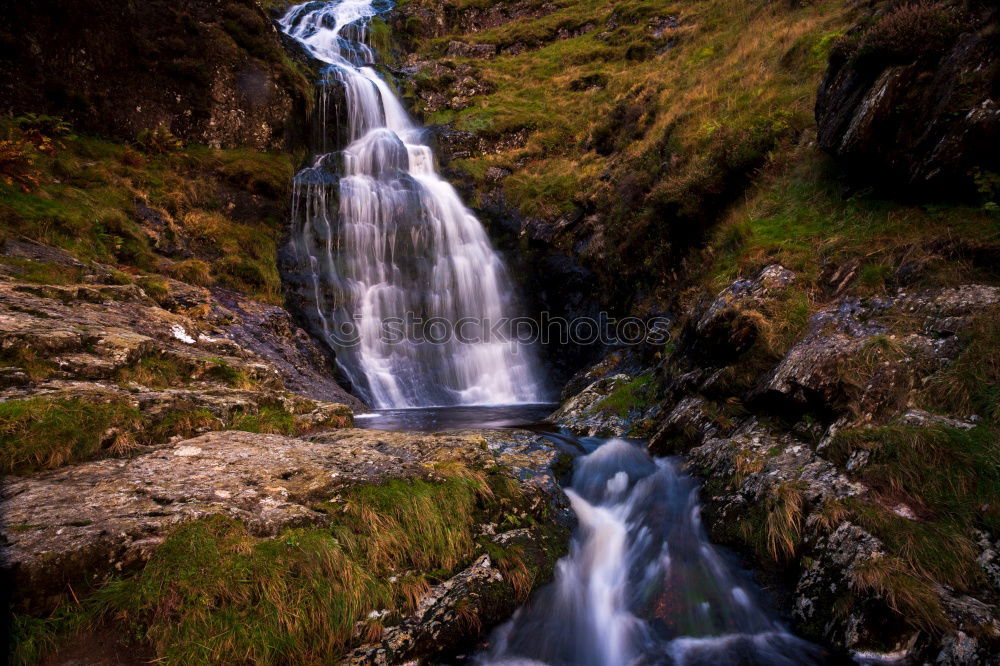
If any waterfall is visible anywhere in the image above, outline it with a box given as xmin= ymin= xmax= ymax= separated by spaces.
xmin=280 ymin=0 xmax=544 ymax=408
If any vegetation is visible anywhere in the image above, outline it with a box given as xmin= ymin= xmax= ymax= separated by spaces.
xmin=0 ymin=115 xmax=294 ymax=302
xmin=11 ymin=464 xmax=550 ymax=665
xmin=0 ymin=396 xmax=142 ymax=473
xmin=0 ymin=393 xmax=334 ymax=474
xmin=399 ymin=0 xmax=860 ymax=301
xmin=597 ymin=372 xmax=658 ymax=417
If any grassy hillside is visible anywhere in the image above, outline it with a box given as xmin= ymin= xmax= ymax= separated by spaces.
xmin=0 ymin=116 xmax=296 ymax=302
xmin=396 ymin=0 xmax=999 ymax=307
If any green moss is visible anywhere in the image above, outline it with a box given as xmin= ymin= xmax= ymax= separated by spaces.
xmin=597 ymin=373 xmax=658 ymax=417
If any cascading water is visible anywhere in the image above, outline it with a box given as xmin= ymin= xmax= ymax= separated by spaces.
xmin=280 ymin=0 xmax=543 ymax=408
xmin=476 ymin=437 xmax=828 ymax=666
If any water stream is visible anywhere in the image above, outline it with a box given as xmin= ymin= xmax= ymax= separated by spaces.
xmin=358 ymin=407 xmax=829 ymax=665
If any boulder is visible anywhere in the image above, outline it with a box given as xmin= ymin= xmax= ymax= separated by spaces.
xmin=815 ymin=1 xmax=1000 ymax=196
xmin=692 ymin=263 xmax=796 ymax=359
xmin=0 ymin=428 xmax=568 ymax=615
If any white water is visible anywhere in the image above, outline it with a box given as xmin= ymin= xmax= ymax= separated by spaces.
xmin=478 ymin=438 xmax=827 ymax=666
xmin=280 ymin=0 xmax=543 ymax=408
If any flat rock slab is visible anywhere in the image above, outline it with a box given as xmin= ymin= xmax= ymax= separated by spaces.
xmin=1 ymin=428 xmax=564 ymax=613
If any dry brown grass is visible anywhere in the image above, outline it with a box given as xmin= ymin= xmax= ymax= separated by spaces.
xmin=764 ymin=481 xmax=805 ymax=561
xmin=850 ymin=555 xmax=949 ymax=634
xmin=813 ymin=498 xmax=849 ymax=533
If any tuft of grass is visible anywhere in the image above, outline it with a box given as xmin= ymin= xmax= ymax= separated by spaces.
xmin=136 ymin=276 xmax=170 ymax=304
xmin=830 ymin=424 xmax=999 ymax=533
xmin=849 ymin=555 xmax=949 ymax=635
xmin=764 ymin=481 xmax=805 ymax=561
xmin=205 ymin=359 xmax=258 ymax=389
xmin=0 ymin=257 xmax=83 ymax=285
xmin=145 ymin=408 xmax=222 ymax=443
xmin=921 ymin=310 xmax=1000 ymax=423
xmin=333 ymin=466 xmax=493 ymax=573
xmin=229 ymin=405 xmax=297 ymax=435
xmin=0 ymin=346 xmax=57 ymax=381
xmin=167 ymin=258 xmax=212 ymax=287
xmin=115 ymin=352 xmax=191 ymax=389
xmin=0 ymin=396 xmax=142 ymax=473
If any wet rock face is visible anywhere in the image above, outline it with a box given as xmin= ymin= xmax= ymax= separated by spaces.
xmin=0 ymin=0 xmax=314 ymax=150
xmin=815 ymin=1 xmax=1000 ymax=196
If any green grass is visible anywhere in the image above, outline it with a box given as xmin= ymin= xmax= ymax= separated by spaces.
xmin=402 ymin=0 xmax=856 ymax=302
xmin=0 ymin=396 xmax=142 ymax=473
xmin=13 ymin=464 xmax=540 ymax=665
xmin=114 ymin=352 xmax=192 ymax=389
xmin=0 ymin=257 xmax=83 ymax=285
xmin=817 ymin=308 xmax=1000 ymax=634
xmin=0 ymin=118 xmax=295 ymax=303
xmin=0 ymin=393 xmax=343 ymax=474
xmin=114 ymin=353 xmax=259 ymax=391
xmin=0 ymin=346 xmax=57 ymax=381
xmin=229 ymin=405 xmax=297 ymax=435
xmin=701 ymin=147 xmax=1000 ymax=292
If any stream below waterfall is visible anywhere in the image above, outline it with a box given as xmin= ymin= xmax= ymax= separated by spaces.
xmin=359 ymin=407 xmax=833 ymax=666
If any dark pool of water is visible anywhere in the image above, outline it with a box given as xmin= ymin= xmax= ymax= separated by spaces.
xmin=352 ymin=403 xmax=558 ymax=432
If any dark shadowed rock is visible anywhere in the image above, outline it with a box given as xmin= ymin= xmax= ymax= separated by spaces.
xmin=693 ymin=263 xmax=796 ymax=360
xmin=0 ymin=0 xmax=315 ymax=150
xmin=815 ymin=1 xmax=1000 ymax=196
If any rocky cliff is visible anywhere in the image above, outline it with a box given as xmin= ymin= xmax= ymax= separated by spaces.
xmin=816 ymin=0 xmax=999 ymax=198
xmin=0 ymin=0 xmax=314 ymax=150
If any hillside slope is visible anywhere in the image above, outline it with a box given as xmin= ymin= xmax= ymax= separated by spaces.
xmin=388 ymin=0 xmax=1000 ymax=661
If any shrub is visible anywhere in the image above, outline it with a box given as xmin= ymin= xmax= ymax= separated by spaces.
xmin=852 ymin=1 xmax=962 ymax=65
xmin=137 ymin=123 xmax=184 ymax=155
xmin=0 ymin=138 xmax=40 ymax=192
